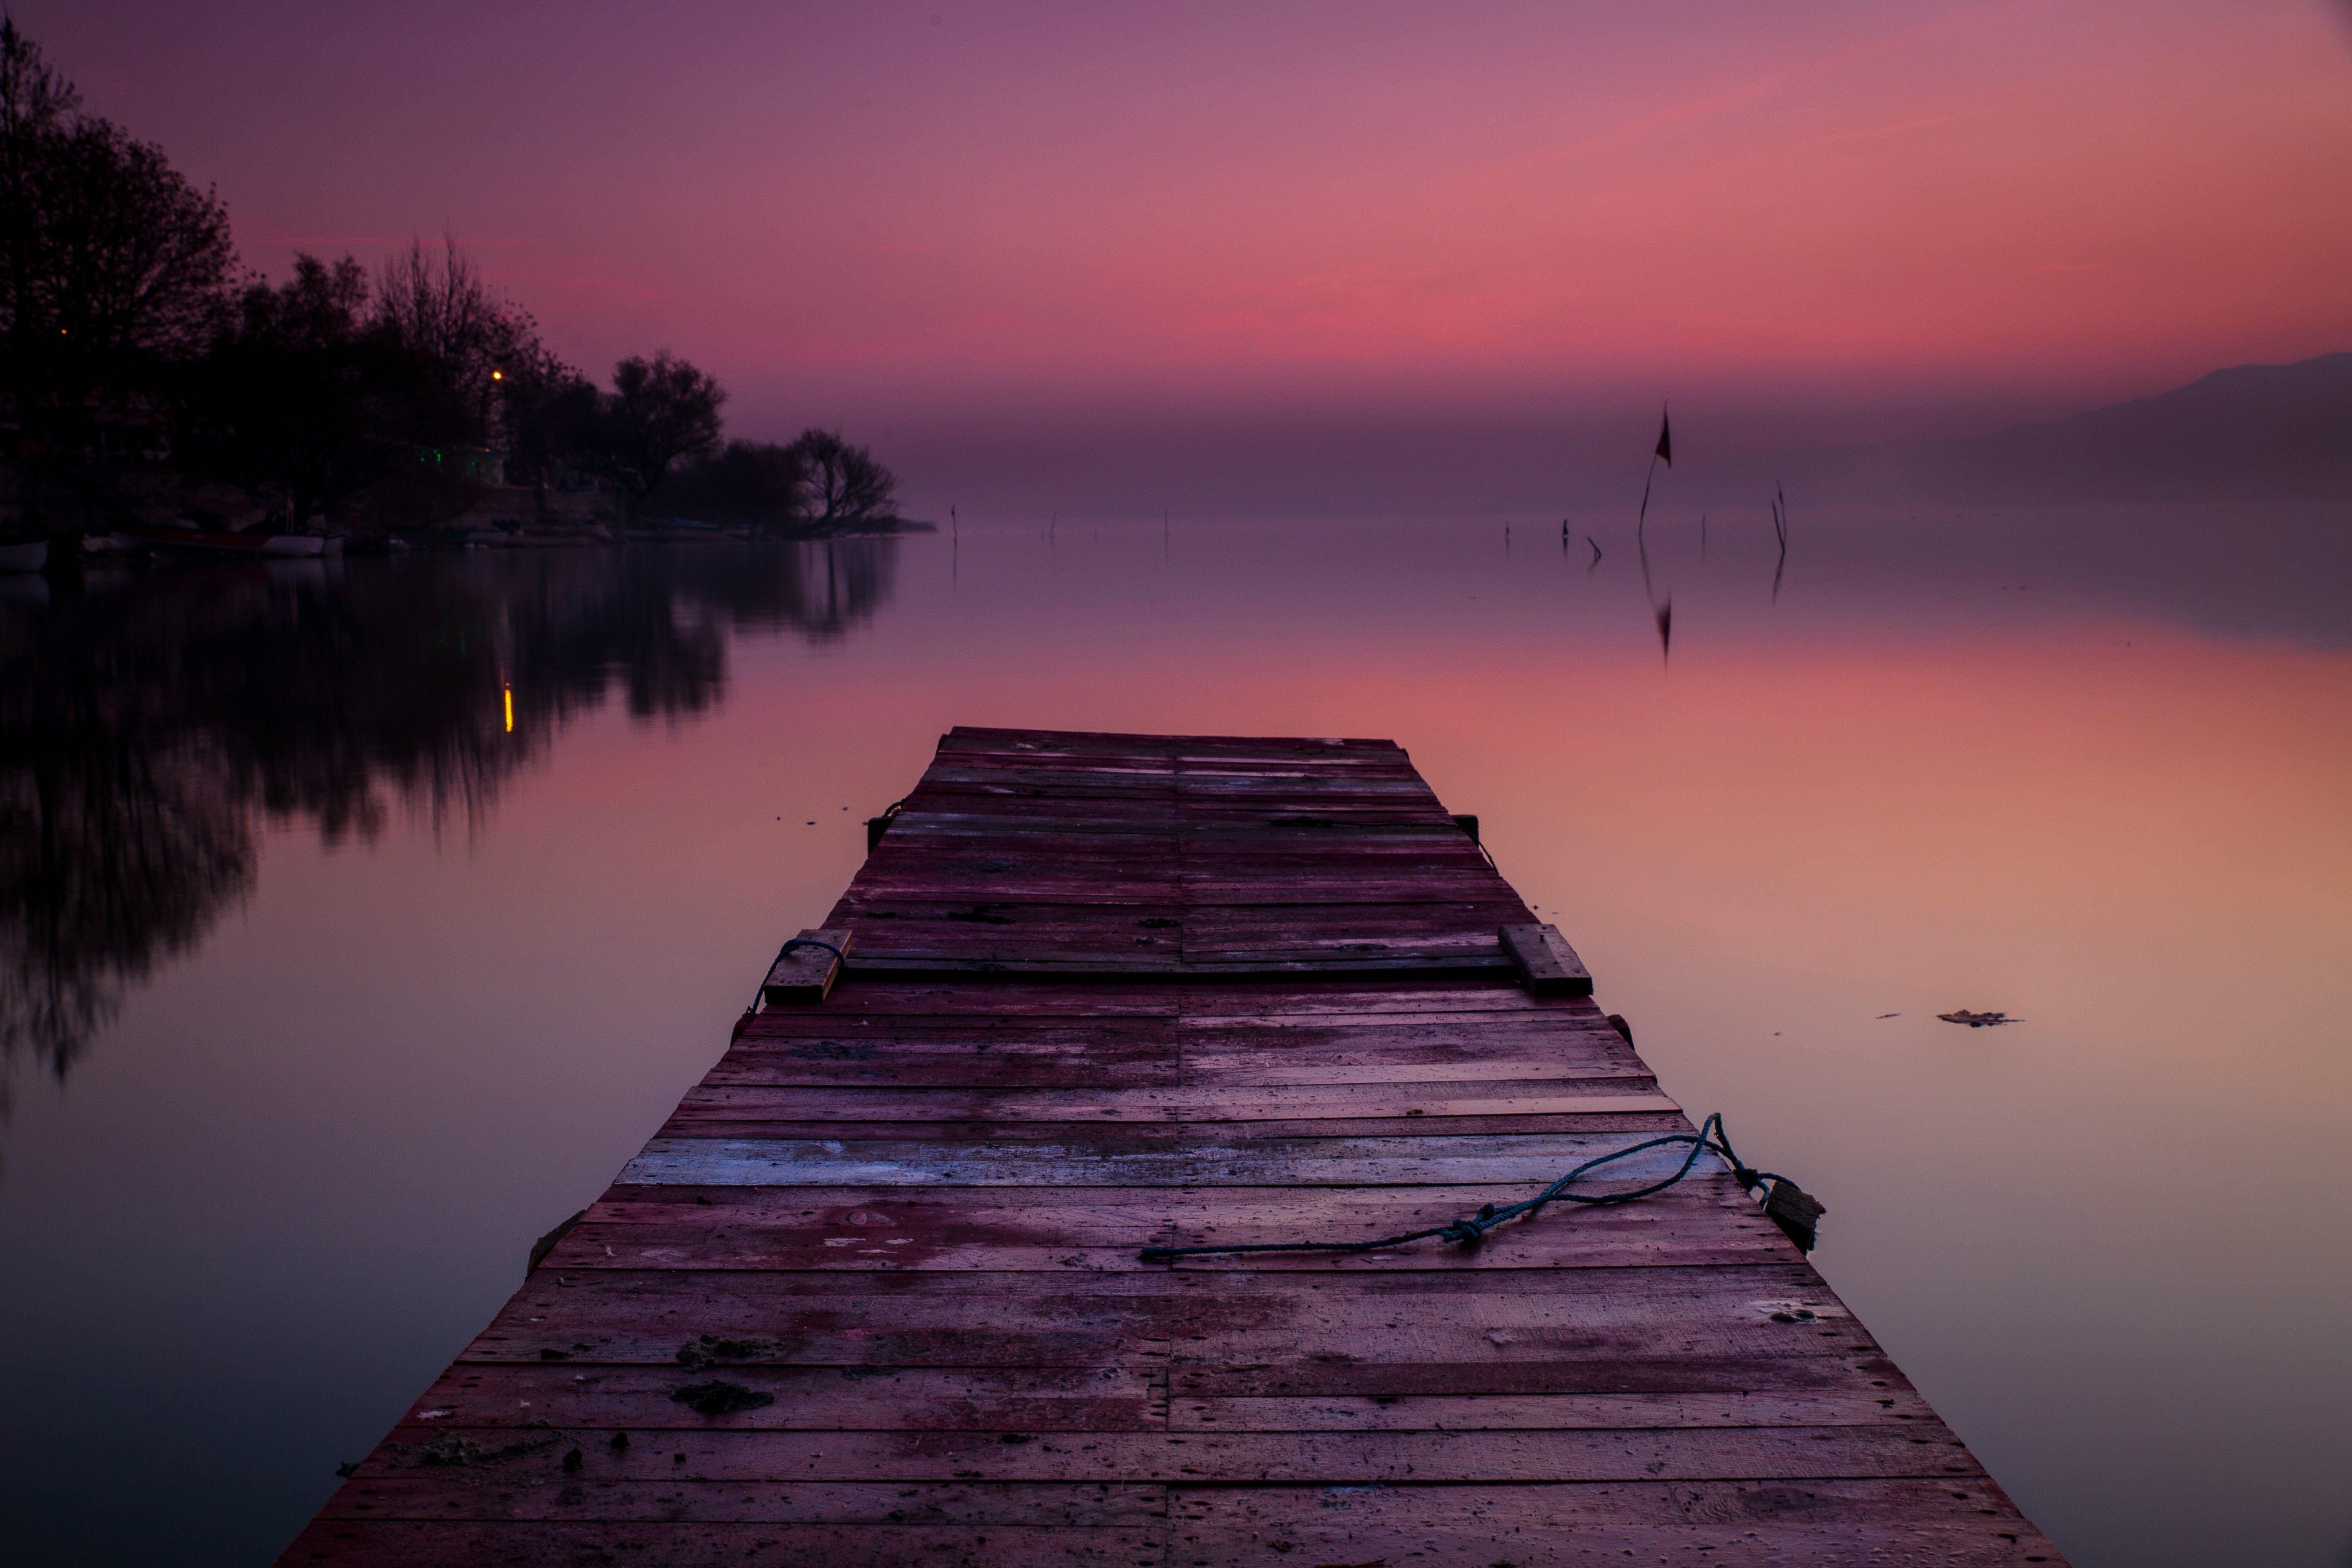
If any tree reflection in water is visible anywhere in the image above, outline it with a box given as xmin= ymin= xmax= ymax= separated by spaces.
xmin=0 ymin=539 xmax=899 ymax=1122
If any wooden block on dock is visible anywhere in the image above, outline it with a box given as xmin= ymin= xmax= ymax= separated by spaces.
xmin=1500 ymin=922 xmax=1592 ymax=996
xmin=762 ymin=928 xmax=852 ymax=1005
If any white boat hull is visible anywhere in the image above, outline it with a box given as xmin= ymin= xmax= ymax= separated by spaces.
xmin=115 ymin=525 xmax=326 ymax=559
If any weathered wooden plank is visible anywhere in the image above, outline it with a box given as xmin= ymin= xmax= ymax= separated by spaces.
xmin=349 ymin=1425 xmax=1979 ymax=1485
xmin=842 ymin=956 xmax=1194 ymax=979
xmin=459 ymin=1262 xmax=1878 ymax=1373
xmin=883 ymin=802 xmax=1180 ymax=828
xmin=1180 ymin=1059 xmax=1646 ymax=1089
xmin=1177 ymin=954 xmax=1516 ymax=976
xmin=762 ymin=928 xmax=852 ymax=1005
xmin=836 ymin=909 xmax=1189 ymax=962
xmin=1501 ymin=921 xmax=1596 ymax=996
xmin=742 ymin=985 xmax=1186 ymax=1019
xmin=1168 ymin=1387 xmax=1941 ymax=1430
xmin=1177 ymin=1027 xmax=1641 ymax=1076
xmin=849 ymin=877 xmax=1184 ymax=903
xmin=1167 ymin=1480 xmax=2061 ymax=1567
xmin=537 ymin=1183 xmax=1788 ymax=1273
xmin=833 ymin=897 xmax=1185 ymax=918
xmin=724 ymin=1015 xmax=1629 ymax=1062
xmin=703 ymin=1063 xmax=1187 ymax=1093
xmin=724 ymin=1018 xmax=1167 ymax=1041
xmin=1176 ymin=984 xmax=1592 ymax=1017
xmin=1180 ymin=837 xmax=1486 ymax=857
xmin=919 ymin=764 xmax=1175 ymax=791
xmin=314 ymin=1478 xmax=1170 ymax=1525
xmin=394 ymin=1364 xmax=1167 ymax=1430
xmin=286 ymin=1479 xmax=2063 ymax=1568
xmin=1185 ymin=915 xmax=1528 ymax=948
xmin=370 ymin=1370 xmax=1937 ymax=1433
xmin=862 ymin=836 xmax=1183 ymax=860
xmin=1181 ymin=879 xmax=1515 ymax=907
xmin=278 ymin=1521 xmax=1157 ymax=1566
xmin=713 ymin=1050 xmax=1179 ymax=1079
xmin=650 ymin=1114 xmax=1693 ymax=1144
xmin=667 ymin=1083 xmax=1679 ymax=1123
xmin=617 ymin=1133 xmax=1729 ymax=1188
xmin=1180 ymin=779 xmax=1434 ymax=797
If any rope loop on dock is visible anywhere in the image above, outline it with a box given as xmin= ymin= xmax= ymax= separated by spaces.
xmin=1137 ymin=1112 xmax=1820 ymax=1262
xmin=739 ymin=937 xmax=849 ymax=1026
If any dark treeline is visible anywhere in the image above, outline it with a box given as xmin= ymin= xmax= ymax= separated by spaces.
xmin=0 ymin=19 xmax=898 ymax=537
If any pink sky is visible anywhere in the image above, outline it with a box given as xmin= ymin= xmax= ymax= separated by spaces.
xmin=24 ymin=1 xmax=2352 ymax=447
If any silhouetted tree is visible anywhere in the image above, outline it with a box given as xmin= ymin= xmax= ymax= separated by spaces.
xmin=0 ymin=20 xmax=926 ymax=545
xmin=495 ymin=343 xmax=597 ymax=508
xmin=191 ymin=253 xmax=397 ymax=523
xmin=649 ymin=438 xmax=808 ymax=526
xmin=371 ymin=235 xmax=536 ymax=437
xmin=786 ymin=428 xmax=898 ymax=521
xmin=0 ymin=16 xmax=79 ymax=351
xmin=0 ymin=19 xmax=233 ymax=464
xmin=583 ymin=350 xmax=725 ymax=521
xmin=29 ymin=119 xmax=233 ymax=358
xmin=190 ymin=239 xmax=577 ymax=525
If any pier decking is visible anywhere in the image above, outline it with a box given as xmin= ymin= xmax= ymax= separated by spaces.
xmin=282 ymin=727 xmax=2064 ymax=1566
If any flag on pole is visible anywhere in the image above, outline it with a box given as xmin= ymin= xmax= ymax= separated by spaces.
xmin=1638 ymin=401 xmax=1672 ymax=527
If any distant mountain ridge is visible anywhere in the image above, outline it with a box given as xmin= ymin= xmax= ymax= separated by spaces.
xmin=1905 ymin=351 xmax=2352 ymax=501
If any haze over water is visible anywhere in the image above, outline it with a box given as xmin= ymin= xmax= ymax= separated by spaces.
xmin=23 ymin=0 xmax=2352 ymax=459
xmin=1 ymin=508 xmax=2347 ymax=1567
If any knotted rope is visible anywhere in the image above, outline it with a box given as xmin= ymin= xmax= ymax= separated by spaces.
xmin=1137 ymin=1112 xmax=1821 ymax=1261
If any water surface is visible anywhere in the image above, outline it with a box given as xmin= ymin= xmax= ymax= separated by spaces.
xmin=2 ymin=505 xmax=2347 ymax=1566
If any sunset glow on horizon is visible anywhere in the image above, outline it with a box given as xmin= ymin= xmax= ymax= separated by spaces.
xmin=28 ymin=1 xmax=2352 ymax=438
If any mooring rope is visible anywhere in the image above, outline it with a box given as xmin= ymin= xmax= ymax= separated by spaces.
xmin=1137 ymin=1112 xmax=1821 ymax=1262
xmin=741 ymin=937 xmax=846 ymax=1017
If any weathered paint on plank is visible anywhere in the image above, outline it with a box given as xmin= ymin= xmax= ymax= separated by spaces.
xmin=617 ymin=1133 xmax=1730 ymax=1187
xmin=667 ymin=1084 xmax=1680 ymax=1121
xmin=349 ymin=1424 xmax=1981 ymax=1485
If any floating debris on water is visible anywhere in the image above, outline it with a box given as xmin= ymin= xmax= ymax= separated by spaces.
xmin=1938 ymin=1010 xmax=2017 ymax=1027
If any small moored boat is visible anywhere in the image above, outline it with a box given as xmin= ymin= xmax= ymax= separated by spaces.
xmin=0 ymin=539 xmax=46 ymax=573
xmin=113 ymin=523 xmax=326 ymax=559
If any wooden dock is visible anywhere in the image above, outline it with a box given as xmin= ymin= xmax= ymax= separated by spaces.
xmin=282 ymin=728 xmax=2065 ymax=1566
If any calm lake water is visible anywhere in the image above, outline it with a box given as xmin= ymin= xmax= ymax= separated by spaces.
xmin=2 ymin=505 xmax=2348 ymax=1567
